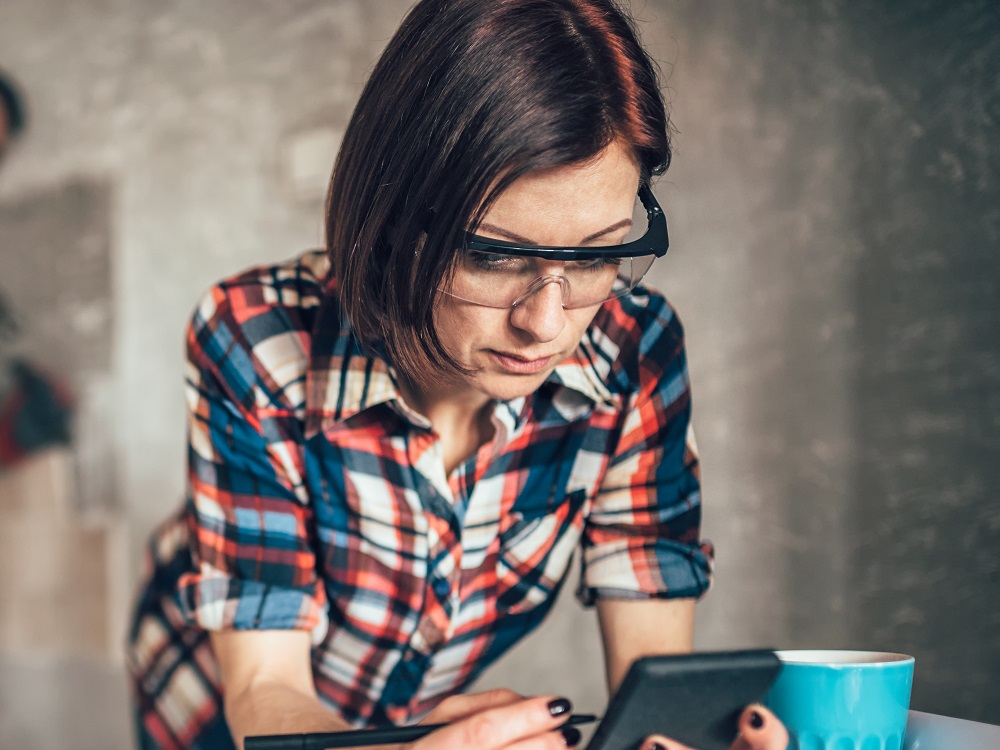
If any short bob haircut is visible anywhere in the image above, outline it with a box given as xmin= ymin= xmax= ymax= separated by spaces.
xmin=326 ymin=0 xmax=671 ymax=379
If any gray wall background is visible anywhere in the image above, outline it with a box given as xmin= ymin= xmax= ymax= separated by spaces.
xmin=0 ymin=0 xmax=996 ymax=747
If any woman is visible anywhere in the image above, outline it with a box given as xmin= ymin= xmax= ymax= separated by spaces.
xmin=128 ymin=1 xmax=787 ymax=748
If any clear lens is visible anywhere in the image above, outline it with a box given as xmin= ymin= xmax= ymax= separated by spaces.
xmin=607 ymin=253 xmax=655 ymax=301
xmin=446 ymin=251 xmax=655 ymax=308
xmin=622 ymin=195 xmax=650 ymax=244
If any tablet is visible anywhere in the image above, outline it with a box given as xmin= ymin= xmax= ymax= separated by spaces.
xmin=585 ymin=649 xmax=782 ymax=750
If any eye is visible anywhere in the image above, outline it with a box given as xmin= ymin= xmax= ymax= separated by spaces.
xmin=572 ymin=256 xmax=624 ymax=270
xmin=464 ymin=250 xmax=529 ymax=272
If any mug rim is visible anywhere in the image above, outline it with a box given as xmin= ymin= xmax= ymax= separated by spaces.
xmin=775 ymin=649 xmax=914 ymax=666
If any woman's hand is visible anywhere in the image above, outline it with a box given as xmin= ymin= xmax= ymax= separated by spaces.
xmin=409 ymin=692 xmax=787 ymax=750
xmin=638 ymin=705 xmax=788 ymax=750
xmin=410 ymin=689 xmax=583 ymax=748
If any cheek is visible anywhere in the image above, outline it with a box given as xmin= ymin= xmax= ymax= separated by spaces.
xmin=566 ymin=308 xmax=601 ymax=343
xmin=433 ymin=302 xmax=506 ymax=353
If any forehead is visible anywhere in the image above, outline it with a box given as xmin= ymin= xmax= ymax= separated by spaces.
xmin=480 ymin=142 xmax=640 ymax=239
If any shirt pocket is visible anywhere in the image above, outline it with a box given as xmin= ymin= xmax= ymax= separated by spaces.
xmin=496 ymin=487 xmax=587 ymax=614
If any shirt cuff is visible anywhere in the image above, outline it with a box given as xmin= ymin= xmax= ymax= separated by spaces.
xmin=177 ymin=566 xmax=329 ymax=646
xmin=576 ymin=538 xmax=714 ymax=607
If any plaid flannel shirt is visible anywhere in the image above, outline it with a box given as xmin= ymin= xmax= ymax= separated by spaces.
xmin=127 ymin=249 xmax=713 ymax=750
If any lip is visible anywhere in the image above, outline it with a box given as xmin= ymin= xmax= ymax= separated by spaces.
xmin=489 ymin=350 xmax=554 ymax=374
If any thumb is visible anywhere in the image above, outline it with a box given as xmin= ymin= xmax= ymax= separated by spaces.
xmin=421 ymin=688 xmax=525 ymax=724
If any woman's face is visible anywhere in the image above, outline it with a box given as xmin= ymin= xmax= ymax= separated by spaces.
xmin=431 ymin=139 xmax=641 ymax=405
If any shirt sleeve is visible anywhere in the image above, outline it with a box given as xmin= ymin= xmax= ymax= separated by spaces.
xmin=577 ymin=300 xmax=714 ymax=605
xmin=174 ymin=286 xmax=329 ymax=644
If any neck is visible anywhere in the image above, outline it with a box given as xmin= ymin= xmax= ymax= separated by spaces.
xmin=398 ymin=370 xmax=492 ymax=429
xmin=398 ymin=373 xmax=497 ymax=476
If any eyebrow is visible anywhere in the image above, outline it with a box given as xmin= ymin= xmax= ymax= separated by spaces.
xmin=475 ymin=218 xmax=633 ymax=246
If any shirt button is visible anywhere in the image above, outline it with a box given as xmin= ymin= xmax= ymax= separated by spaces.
xmin=432 ymin=577 xmax=451 ymax=597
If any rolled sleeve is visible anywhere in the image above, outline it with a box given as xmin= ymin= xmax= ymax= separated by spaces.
xmin=174 ymin=292 xmax=329 ymax=644
xmin=577 ymin=305 xmax=714 ymax=605
xmin=177 ymin=567 xmax=329 ymax=643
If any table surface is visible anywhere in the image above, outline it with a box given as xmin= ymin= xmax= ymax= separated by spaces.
xmin=903 ymin=710 xmax=1000 ymax=749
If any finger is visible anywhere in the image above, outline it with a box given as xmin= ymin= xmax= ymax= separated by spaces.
xmin=413 ymin=695 xmax=573 ymax=750
xmin=422 ymin=688 xmax=525 ymax=724
xmin=635 ymin=735 xmax=695 ymax=750
xmin=729 ymin=705 xmax=788 ymax=750
xmin=500 ymin=724 xmax=584 ymax=750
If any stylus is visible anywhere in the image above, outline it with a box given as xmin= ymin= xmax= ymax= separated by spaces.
xmin=245 ymin=713 xmax=598 ymax=750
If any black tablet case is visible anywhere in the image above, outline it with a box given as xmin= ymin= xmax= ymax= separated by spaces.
xmin=585 ymin=650 xmax=782 ymax=750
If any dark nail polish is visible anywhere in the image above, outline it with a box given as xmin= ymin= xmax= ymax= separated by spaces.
xmin=648 ymin=743 xmax=668 ymax=750
xmin=750 ymin=710 xmax=765 ymax=730
xmin=562 ymin=727 xmax=582 ymax=747
xmin=548 ymin=697 xmax=572 ymax=717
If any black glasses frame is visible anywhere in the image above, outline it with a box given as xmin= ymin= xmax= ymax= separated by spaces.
xmin=463 ymin=185 xmax=669 ymax=261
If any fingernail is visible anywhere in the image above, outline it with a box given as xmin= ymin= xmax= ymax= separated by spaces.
xmin=750 ymin=710 xmax=765 ymax=730
xmin=562 ymin=726 xmax=582 ymax=747
xmin=548 ymin=697 xmax=572 ymax=717
xmin=648 ymin=743 xmax=668 ymax=750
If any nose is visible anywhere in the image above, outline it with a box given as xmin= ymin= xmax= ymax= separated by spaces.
xmin=509 ymin=277 xmax=567 ymax=342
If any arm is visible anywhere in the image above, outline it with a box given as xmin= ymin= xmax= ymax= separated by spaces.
xmin=596 ymin=597 xmax=696 ymax=693
xmin=581 ymin=302 xmax=711 ymax=693
xmin=212 ymin=630 xmax=354 ymax=747
xmin=176 ymin=289 xmax=334 ymax=743
xmin=215 ymin=630 xmax=582 ymax=750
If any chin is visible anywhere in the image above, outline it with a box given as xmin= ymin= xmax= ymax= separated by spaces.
xmin=475 ymin=371 xmax=551 ymax=402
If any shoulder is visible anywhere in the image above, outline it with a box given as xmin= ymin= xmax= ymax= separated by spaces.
xmin=586 ymin=285 xmax=688 ymax=400
xmin=186 ymin=250 xmax=331 ymax=413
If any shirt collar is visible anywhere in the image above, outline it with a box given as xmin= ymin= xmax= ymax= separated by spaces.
xmin=304 ymin=293 xmax=619 ymax=438
xmin=304 ymin=292 xmax=403 ymax=439
xmin=546 ymin=354 xmax=617 ymax=408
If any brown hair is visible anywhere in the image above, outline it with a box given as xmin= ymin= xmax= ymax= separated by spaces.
xmin=326 ymin=0 xmax=670 ymax=379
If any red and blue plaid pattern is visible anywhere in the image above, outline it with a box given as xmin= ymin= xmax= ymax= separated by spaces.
xmin=126 ymin=249 xmax=713 ymax=749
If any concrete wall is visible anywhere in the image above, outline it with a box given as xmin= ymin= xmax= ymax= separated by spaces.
xmin=0 ymin=1 xmax=996 ymax=746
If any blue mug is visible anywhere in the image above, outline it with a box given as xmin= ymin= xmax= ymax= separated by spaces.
xmin=762 ymin=650 xmax=915 ymax=750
